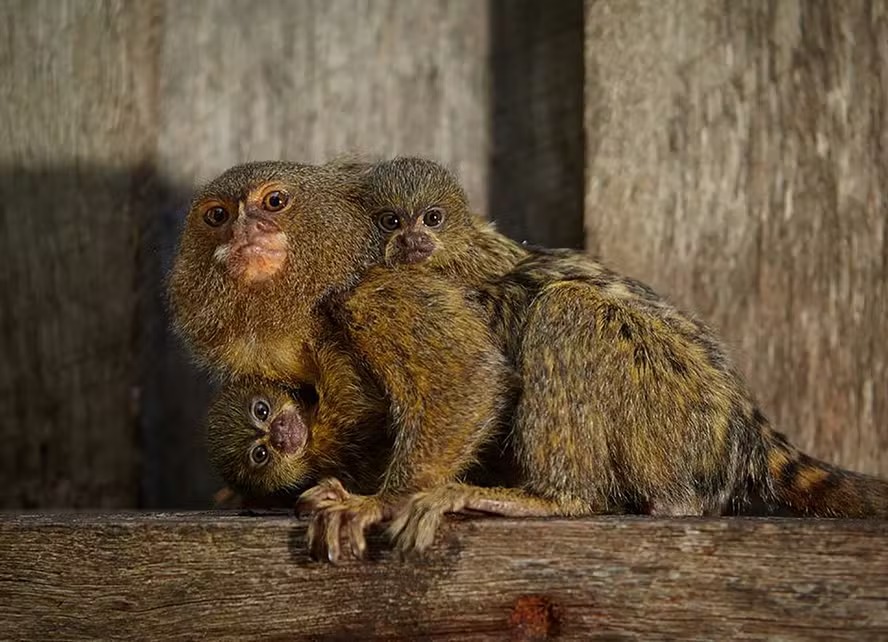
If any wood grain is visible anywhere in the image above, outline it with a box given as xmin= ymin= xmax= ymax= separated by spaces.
xmin=0 ymin=513 xmax=886 ymax=640
xmin=155 ymin=0 xmax=491 ymax=207
xmin=584 ymin=0 xmax=888 ymax=476
xmin=0 ymin=0 xmax=160 ymax=508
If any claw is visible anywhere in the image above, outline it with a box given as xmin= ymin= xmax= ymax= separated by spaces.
xmin=307 ymin=512 xmax=326 ymax=561
xmin=415 ymin=507 xmax=442 ymax=553
xmin=328 ymin=509 xmax=346 ymax=563
xmin=389 ymin=485 xmax=471 ymax=555
xmin=348 ymin=513 xmax=367 ymax=559
xmin=387 ymin=512 xmax=409 ymax=541
xmin=297 ymin=477 xmax=351 ymax=515
xmin=301 ymin=489 xmax=387 ymax=563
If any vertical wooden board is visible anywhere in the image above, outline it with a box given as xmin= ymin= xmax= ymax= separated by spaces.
xmin=143 ymin=0 xmax=492 ymax=507
xmin=0 ymin=0 xmax=161 ymax=507
xmin=134 ymin=160 xmax=214 ymax=509
xmin=155 ymin=0 xmax=490 ymax=206
xmin=585 ymin=0 xmax=888 ymax=475
xmin=488 ymin=0 xmax=585 ymax=249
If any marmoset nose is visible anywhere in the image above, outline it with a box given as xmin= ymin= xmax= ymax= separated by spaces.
xmin=269 ymin=416 xmax=304 ymax=454
xmin=398 ymin=231 xmax=434 ymax=251
xmin=242 ymin=204 xmax=281 ymax=233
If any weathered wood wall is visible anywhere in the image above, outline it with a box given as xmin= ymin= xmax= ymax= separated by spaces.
xmin=0 ymin=0 xmax=585 ymax=508
xmin=0 ymin=1 xmax=157 ymax=508
xmin=1 ymin=513 xmax=886 ymax=639
xmin=489 ymin=0 xmax=585 ymax=249
xmin=2 ymin=0 xmax=885 ymax=508
xmin=585 ymin=0 xmax=888 ymax=476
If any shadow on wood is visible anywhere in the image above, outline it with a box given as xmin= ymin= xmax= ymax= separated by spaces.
xmin=0 ymin=163 xmax=218 ymax=510
xmin=489 ymin=0 xmax=585 ymax=249
xmin=0 ymin=513 xmax=885 ymax=639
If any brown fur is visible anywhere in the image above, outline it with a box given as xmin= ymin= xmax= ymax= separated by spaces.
xmin=168 ymin=161 xmax=375 ymax=383
xmin=189 ymin=157 xmax=887 ymax=562
xmin=170 ymin=160 xmax=512 ymax=562
xmin=469 ymin=249 xmax=888 ymax=519
xmin=351 ymin=155 xmax=528 ymax=287
xmin=356 ymin=159 xmax=888 ymax=554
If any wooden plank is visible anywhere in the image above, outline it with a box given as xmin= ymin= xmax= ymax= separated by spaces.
xmin=0 ymin=513 xmax=885 ymax=640
xmin=0 ymin=0 xmax=161 ymax=508
xmin=584 ymin=0 xmax=888 ymax=476
xmin=155 ymin=0 xmax=490 ymax=207
xmin=489 ymin=0 xmax=586 ymax=248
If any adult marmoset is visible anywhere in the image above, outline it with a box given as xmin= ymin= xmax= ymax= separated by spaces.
xmin=169 ymin=161 xmax=513 ymax=561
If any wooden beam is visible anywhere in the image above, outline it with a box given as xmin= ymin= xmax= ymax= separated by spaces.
xmin=1 ymin=513 xmax=885 ymax=639
xmin=489 ymin=0 xmax=585 ymax=249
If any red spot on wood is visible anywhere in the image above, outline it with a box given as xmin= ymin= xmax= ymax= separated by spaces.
xmin=509 ymin=595 xmax=561 ymax=640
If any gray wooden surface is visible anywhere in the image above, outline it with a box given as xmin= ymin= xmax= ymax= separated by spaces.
xmin=585 ymin=0 xmax=888 ymax=477
xmin=155 ymin=0 xmax=491 ymax=207
xmin=1 ymin=0 xmax=587 ymax=509
xmin=0 ymin=513 xmax=885 ymax=640
xmin=0 ymin=0 xmax=158 ymax=508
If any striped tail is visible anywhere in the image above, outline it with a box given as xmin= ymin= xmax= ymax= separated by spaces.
xmin=763 ymin=429 xmax=888 ymax=518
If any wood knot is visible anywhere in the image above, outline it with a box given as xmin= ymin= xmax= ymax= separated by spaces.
xmin=508 ymin=594 xmax=561 ymax=640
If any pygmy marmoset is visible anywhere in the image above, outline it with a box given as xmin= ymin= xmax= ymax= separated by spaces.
xmin=307 ymin=158 xmax=888 ymax=557
xmin=170 ymin=160 xmax=514 ymax=561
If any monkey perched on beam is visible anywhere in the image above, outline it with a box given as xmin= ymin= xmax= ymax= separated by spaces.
xmin=202 ymin=157 xmax=887 ymax=561
xmin=170 ymin=161 xmax=519 ymax=562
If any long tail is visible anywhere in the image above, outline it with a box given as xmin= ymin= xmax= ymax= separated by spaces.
xmin=762 ymin=428 xmax=888 ymax=518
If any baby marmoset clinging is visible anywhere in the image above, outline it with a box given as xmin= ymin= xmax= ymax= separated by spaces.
xmin=311 ymin=157 xmax=888 ymax=555
xmin=207 ymin=374 xmax=393 ymax=503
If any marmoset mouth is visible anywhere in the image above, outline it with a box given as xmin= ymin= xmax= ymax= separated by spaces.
xmin=224 ymin=243 xmax=287 ymax=283
xmin=400 ymin=248 xmax=435 ymax=264
xmin=218 ymin=222 xmax=289 ymax=283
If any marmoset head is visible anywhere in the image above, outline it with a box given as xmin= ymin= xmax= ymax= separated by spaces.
xmin=207 ymin=378 xmax=319 ymax=497
xmin=167 ymin=160 xmax=374 ymax=371
xmin=356 ymin=157 xmax=478 ymax=269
